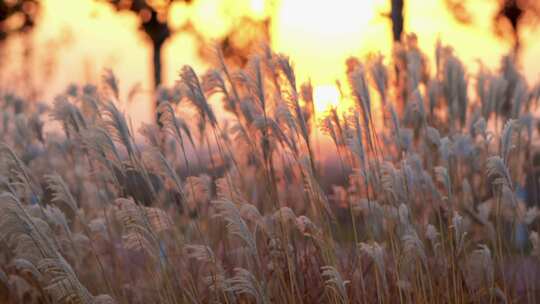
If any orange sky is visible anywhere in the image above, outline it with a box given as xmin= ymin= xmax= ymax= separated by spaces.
xmin=2 ymin=0 xmax=540 ymax=126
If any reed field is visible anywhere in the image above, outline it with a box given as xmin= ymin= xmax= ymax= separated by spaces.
xmin=2 ymin=37 xmax=540 ymax=303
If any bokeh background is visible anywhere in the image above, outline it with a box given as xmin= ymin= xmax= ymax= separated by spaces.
xmin=1 ymin=0 xmax=540 ymax=126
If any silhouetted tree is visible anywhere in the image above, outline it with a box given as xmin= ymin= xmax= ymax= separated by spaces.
xmin=1 ymin=0 xmax=41 ymax=98
xmin=494 ymin=0 xmax=533 ymax=53
xmin=0 ymin=0 xmax=39 ymax=41
xmin=99 ymin=0 xmax=193 ymax=91
xmin=100 ymin=0 xmax=273 ymax=124
xmin=389 ymin=0 xmax=471 ymax=43
xmin=446 ymin=0 xmax=540 ymax=54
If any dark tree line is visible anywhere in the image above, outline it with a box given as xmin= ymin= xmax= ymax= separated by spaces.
xmin=2 ymin=0 xmax=539 ymax=118
xmin=2 ymin=0 xmax=539 ymax=83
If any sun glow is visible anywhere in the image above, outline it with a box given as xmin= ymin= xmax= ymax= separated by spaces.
xmin=313 ymin=85 xmax=340 ymax=114
xmin=250 ymin=0 xmax=266 ymax=16
xmin=269 ymin=0 xmax=386 ymax=116
xmin=272 ymin=0 xmax=380 ymax=85
xmin=6 ymin=0 xmax=540 ymax=127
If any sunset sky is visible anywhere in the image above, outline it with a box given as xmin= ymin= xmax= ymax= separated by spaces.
xmin=2 ymin=0 xmax=540 ymax=125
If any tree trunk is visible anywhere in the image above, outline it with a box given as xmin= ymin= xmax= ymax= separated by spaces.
xmin=152 ymin=40 xmax=164 ymax=123
xmin=391 ymin=0 xmax=405 ymax=111
xmin=152 ymin=40 xmax=163 ymax=91
xmin=391 ymin=0 xmax=404 ymax=42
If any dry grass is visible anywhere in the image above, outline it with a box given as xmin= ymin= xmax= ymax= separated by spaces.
xmin=1 ymin=38 xmax=540 ymax=303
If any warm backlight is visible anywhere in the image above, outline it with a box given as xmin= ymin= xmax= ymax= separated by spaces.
xmin=6 ymin=0 xmax=540 ymax=127
xmin=313 ymin=85 xmax=340 ymax=114
xmin=272 ymin=0 xmax=380 ymax=85
xmin=250 ymin=0 xmax=266 ymax=17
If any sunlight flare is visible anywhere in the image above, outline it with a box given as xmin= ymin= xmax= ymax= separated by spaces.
xmin=313 ymin=84 xmax=340 ymax=114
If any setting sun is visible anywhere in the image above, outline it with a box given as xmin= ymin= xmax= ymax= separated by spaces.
xmin=313 ymin=84 xmax=340 ymax=113
xmin=272 ymin=0 xmax=380 ymax=85
xmin=250 ymin=0 xmax=266 ymax=16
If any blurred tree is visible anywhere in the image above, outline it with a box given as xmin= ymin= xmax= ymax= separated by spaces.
xmin=446 ymin=0 xmax=540 ymax=54
xmin=390 ymin=0 xmax=540 ymax=53
xmin=493 ymin=0 xmax=540 ymax=53
xmin=0 ymin=0 xmax=40 ymax=98
xmin=100 ymin=0 xmax=271 ymax=121
xmin=0 ymin=0 xmax=40 ymax=41
xmin=98 ymin=0 xmax=193 ymax=91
